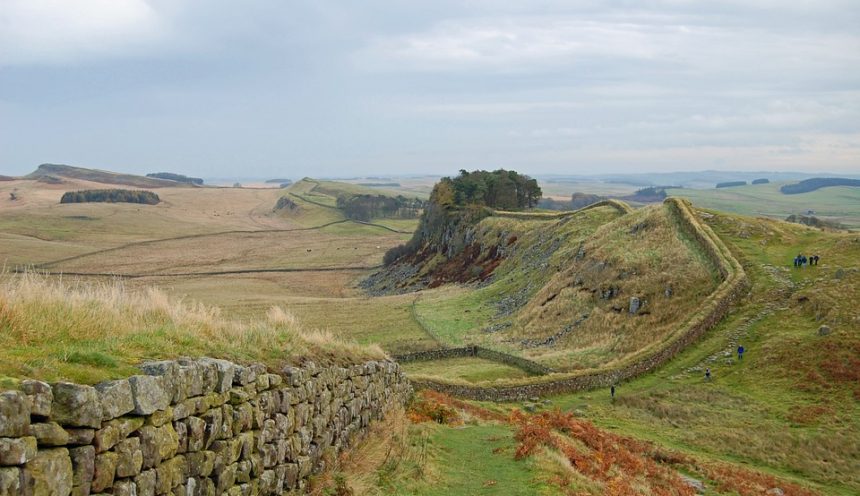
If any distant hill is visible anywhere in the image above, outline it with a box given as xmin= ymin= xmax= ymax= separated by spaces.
xmin=146 ymin=172 xmax=203 ymax=185
xmin=25 ymin=164 xmax=180 ymax=188
xmin=265 ymin=178 xmax=293 ymax=185
xmin=0 ymin=175 xmax=15 ymax=181
xmin=780 ymin=177 xmax=860 ymax=195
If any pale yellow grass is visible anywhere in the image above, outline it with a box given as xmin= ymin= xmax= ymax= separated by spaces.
xmin=512 ymin=204 xmax=719 ymax=370
xmin=309 ymin=407 xmax=431 ymax=496
xmin=0 ymin=272 xmax=384 ymax=384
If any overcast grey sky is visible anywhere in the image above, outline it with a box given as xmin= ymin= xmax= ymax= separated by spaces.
xmin=1 ymin=0 xmax=858 ymax=178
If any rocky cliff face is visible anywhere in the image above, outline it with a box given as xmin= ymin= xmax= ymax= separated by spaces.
xmin=0 ymin=358 xmax=411 ymax=495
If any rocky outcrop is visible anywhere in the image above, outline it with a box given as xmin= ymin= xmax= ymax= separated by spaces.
xmin=0 ymin=358 xmax=411 ymax=495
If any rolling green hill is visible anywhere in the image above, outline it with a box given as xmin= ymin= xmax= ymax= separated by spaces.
xmin=667 ymin=181 xmax=860 ymax=229
xmin=25 ymin=163 xmax=183 ymax=188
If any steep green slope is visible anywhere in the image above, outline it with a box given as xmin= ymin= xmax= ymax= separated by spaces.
xmin=544 ymin=212 xmax=860 ymax=494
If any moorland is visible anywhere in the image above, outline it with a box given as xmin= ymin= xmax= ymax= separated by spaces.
xmin=0 ymin=165 xmax=858 ymax=495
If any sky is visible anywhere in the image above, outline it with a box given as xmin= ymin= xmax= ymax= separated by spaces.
xmin=1 ymin=0 xmax=859 ymax=178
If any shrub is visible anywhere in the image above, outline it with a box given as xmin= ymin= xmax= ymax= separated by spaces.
xmin=60 ymin=189 xmax=160 ymax=205
xmin=716 ymin=181 xmax=746 ymax=188
xmin=336 ymin=194 xmax=426 ymax=221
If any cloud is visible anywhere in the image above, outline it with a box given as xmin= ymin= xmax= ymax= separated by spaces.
xmin=0 ymin=0 xmax=173 ymax=66
xmin=357 ymin=13 xmax=860 ymax=85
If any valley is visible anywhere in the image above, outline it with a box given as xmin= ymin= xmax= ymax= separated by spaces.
xmin=0 ymin=166 xmax=857 ymax=495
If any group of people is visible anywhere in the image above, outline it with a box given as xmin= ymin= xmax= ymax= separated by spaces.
xmin=793 ymin=253 xmax=820 ymax=267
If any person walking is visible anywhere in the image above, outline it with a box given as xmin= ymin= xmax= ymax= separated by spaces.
xmin=737 ymin=345 xmax=745 ymax=360
xmin=610 ymin=384 xmax=616 ymax=401
xmin=705 ymin=368 xmax=711 ymax=382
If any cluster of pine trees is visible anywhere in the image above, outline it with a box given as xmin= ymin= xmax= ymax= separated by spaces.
xmin=383 ymin=170 xmax=541 ymax=266
xmin=60 ymin=189 xmax=160 ymax=205
xmin=336 ymin=194 xmax=426 ymax=221
xmin=431 ymin=169 xmax=542 ymax=210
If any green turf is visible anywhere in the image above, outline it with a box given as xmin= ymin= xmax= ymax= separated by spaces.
xmin=401 ymin=357 xmax=532 ymax=383
xmin=668 ymin=182 xmax=860 ymax=229
xmin=394 ymin=423 xmax=551 ymax=496
xmin=540 ymin=212 xmax=860 ymax=495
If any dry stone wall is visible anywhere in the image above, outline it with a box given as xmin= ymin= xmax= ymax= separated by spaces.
xmin=408 ymin=197 xmax=749 ymax=401
xmin=0 ymin=358 xmax=411 ymax=496
xmin=394 ymin=346 xmax=553 ymax=376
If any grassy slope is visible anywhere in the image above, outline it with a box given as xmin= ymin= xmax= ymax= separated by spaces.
xmin=412 ymin=203 xmax=719 ymax=373
xmin=0 ymin=274 xmax=384 ymax=385
xmin=537 ymin=213 xmax=860 ymax=495
xmin=403 ymin=423 xmax=551 ymax=496
xmin=668 ymin=182 xmax=860 ymax=229
xmin=25 ymin=163 xmax=180 ymax=188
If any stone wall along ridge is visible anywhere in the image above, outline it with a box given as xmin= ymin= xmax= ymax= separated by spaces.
xmin=0 ymin=357 xmax=411 ymax=495
xmin=408 ymin=197 xmax=749 ymax=401
xmin=491 ymin=199 xmax=632 ymax=220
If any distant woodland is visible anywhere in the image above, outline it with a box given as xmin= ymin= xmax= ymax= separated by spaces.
xmin=337 ymin=194 xmax=426 ymax=221
xmin=146 ymin=172 xmax=203 ymax=185
xmin=780 ymin=177 xmax=860 ymax=194
xmin=60 ymin=189 xmax=161 ymax=205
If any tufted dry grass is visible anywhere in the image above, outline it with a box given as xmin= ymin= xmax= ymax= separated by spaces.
xmin=0 ymin=272 xmax=385 ymax=385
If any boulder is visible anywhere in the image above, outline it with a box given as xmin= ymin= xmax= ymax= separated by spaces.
xmin=680 ymin=474 xmax=705 ymax=493
xmin=818 ymin=325 xmax=831 ymax=336
xmin=20 ymin=380 xmax=53 ymax=418
xmin=0 ymin=436 xmax=37 ymax=465
xmin=629 ymin=296 xmax=641 ymax=314
xmin=69 ymin=446 xmax=95 ymax=488
xmin=128 ymin=375 xmax=170 ymax=415
xmin=51 ymin=383 xmax=102 ymax=428
xmin=199 ymin=358 xmax=236 ymax=393
xmin=0 ymin=391 xmax=30 ymax=437
xmin=138 ymin=424 xmax=179 ymax=469
xmin=95 ymin=379 xmax=135 ymax=420
xmin=25 ymin=448 xmax=73 ymax=496
xmin=115 ymin=437 xmax=144 ymax=478
xmin=134 ymin=469 xmax=156 ymax=496
xmin=91 ymin=452 xmax=118 ymax=492
xmin=30 ymin=422 xmax=70 ymax=446
xmin=112 ymin=479 xmax=138 ymax=496
xmin=0 ymin=467 xmax=24 ymax=495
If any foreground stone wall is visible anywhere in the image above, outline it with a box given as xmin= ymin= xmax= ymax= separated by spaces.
xmin=0 ymin=358 xmax=411 ymax=495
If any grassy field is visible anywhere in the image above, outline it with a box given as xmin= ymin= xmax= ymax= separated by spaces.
xmin=668 ymin=182 xmax=860 ymax=229
xmin=401 ymin=357 xmax=533 ymax=383
xmin=0 ymin=273 xmax=383 ymax=385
